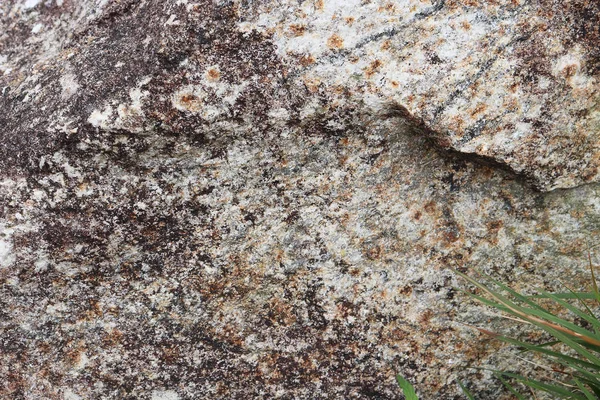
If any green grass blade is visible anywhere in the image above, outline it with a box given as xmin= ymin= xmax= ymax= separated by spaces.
xmin=537 ymin=323 xmax=600 ymax=366
xmin=587 ymin=248 xmax=600 ymax=304
xmin=586 ymin=381 xmax=600 ymax=397
xmin=457 ymin=380 xmax=475 ymax=400
xmin=575 ymin=379 xmax=596 ymax=400
xmin=485 ymin=274 xmax=549 ymax=311
xmin=469 ymin=287 xmax=600 ymax=349
xmin=456 ymin=270 xmax=539 ymax=308
xmin=396 ymin=375 xmax=418 ymax=400
xmin=494 ymin=373 xmax=527 ymax=400
xmin=458 ymin=270 xmax=600 ymax=348
xmin=530 ymin=293 xmax=597 ymax=300
xmin=559 ymin=284 xmax=600 ymax=335
xmin=518 ymin=340 xmax=561 ymax=351
xmin=540 ymin=291 xmax=600 ymax=334
xmin=471 ymin=327 xmax=600 ymax=376
xmin=497 ymin=371 xmax=588 ymax=399
xmin=560 ymin=362 xmax=600 ymax=387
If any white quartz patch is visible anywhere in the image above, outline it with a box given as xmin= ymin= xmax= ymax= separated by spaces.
xmin=88 ymin=106 xmax=113 ymax=128
xmin=23 ymin=0 xmax=41 ymax=9
xmin=63 ymin=389 xmax=82 ymax=400
xmin=0 ymin=234 xmax=14 ymax=269
xmin=31 ymin=23 xmax=43 ymax=34
xmin=0 ymin=240 xmax=13 ymax=268
xmin=60 ymin=72 xmax=80 ymax=100
xmin=151 ymin=390 xmax=180 ymax=400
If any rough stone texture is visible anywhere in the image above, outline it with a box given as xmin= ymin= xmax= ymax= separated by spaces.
xmin=240 ymin=0 xmax=600 ymax=191
xmin=0 ymin=1 xmax=599 ymax=399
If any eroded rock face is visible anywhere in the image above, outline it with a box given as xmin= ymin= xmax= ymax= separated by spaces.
xmin=0 ymin=1 xmax=599 ymax=399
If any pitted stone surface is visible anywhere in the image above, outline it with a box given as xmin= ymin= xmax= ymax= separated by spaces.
xmin=1 ymin=1 xmax=600 ymax=399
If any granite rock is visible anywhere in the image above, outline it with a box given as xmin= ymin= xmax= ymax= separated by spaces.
xmin=239 ymin=0 xmax=600 ymax=191
xmin=0 ymin=1 xmax=599 ymax=399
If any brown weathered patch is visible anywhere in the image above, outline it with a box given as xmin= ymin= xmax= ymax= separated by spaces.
xmin=365 ymin=244 xmax=382 ymax=260
xmin=177 ymin=93 xmax=203 ymax=112
xmin=424 ymin=200 xmax=436 ymax=214
xmin=364 ymin=59 xmax=383 ymax=79
xmin=299 ymin=54 xmax=316 ymax=66
xmin=398 ymin=286 xmax=413 ymax=296
xmin=206 ymin=68 xmax=221 ymax=81
xmin=419 ymin=309 xmax=434 ymax=326
xmin=470 ymin=103 xmax=487 ymax=118
xmin=377 ymin=3 xmax=397 ymax=13
xmin=102 ymin=329 xmax=124 ymax=347
xmin=288 ymin=24 xmax=306 ymax=37
xmin=327 ymin=34 xmax=344 ymax=49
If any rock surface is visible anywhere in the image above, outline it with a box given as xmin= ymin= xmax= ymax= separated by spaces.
xmin=240 ymin=0 xmax=600 ymax=191
xmin=0 ymin=0 xmax=599 ymax=399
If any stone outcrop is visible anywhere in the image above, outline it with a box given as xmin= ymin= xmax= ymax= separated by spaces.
xmin=0 ymin=1 xmax=599 ymax=399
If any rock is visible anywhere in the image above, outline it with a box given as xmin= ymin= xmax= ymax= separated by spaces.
xmin=240 ymin=0 xmax=600 ymax=191
xmin=0 ymin=0 xmax=599 ymax=399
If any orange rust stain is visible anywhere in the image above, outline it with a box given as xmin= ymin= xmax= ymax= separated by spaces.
xmin=102 ymin=329 xmax=124 ymax=347
xmin=304 ymin=77 xmax=322 ymax=92
xmin=344 ymin=16 xmax=355 ymax=25
xmin=481 ymin=165 xmax=494 ymax=179
xmin=443 ymin=229 xmax=459 ymax=244
xmin=412 ymin=210 xmax=422 ymax=221
xmin=365 ymin=245 xmax=382 ymax=260
xmin=583 ymin=166 xmax=598 ymax=182
xmin=378 ymin=3 xmax=396 ymax=13
xmin=315 ymin=0 xmax=324 ymax=11
xmin=486 ymin=220 xmax=503 ymax=232
xmin=84 ymin=299 xmax=103 ymax=319
xmin=299 ymin=54 xmax=316 ymax=66
xmin=206 ymin=68 xmax=220 ymax=81
xmin=423 ymin=200 xmax=436 ymax=214
xmin=65 ymin=346 xmax=85 ymax=366
xmin=381 ymin=40 xmax=392 ymax=50
xmin=460 ymin=20 xmax=471 ymax=30
xmin=398 ymin=285 xmax=413 ymax=296
xmin=450 ymin=115 xmax=465 ymax=130
xmin=161 ymin=346 xmax=181 ymax=365
xmin=327 ymin=34 xmax=344 ymax=49
xmin=563 ymin=64 xmax=578 ymax=78
xmin=180 ymin=94 xmax=199 ymax=104
xmin=419 ymin=309 xmax=434 ymax=325
xmin=470 ymin=102 xmax=487 ymax=117
xmin=390 ymin=80 xmax=399 ymax=88
xmin=364 ymin=59 xmax=383 ymax=78
xmin=288 ymin=24 xmax=306 ymax=37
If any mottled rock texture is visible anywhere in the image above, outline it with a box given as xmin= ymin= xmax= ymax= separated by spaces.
xmin=0 ymin=0 xmax=599 ymax=399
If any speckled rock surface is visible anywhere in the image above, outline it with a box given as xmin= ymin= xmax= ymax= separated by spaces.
xmin=240 ymin=0 xmax=600 ymax=191
xmin=1 ymin=1 xmax=599 ymax=399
